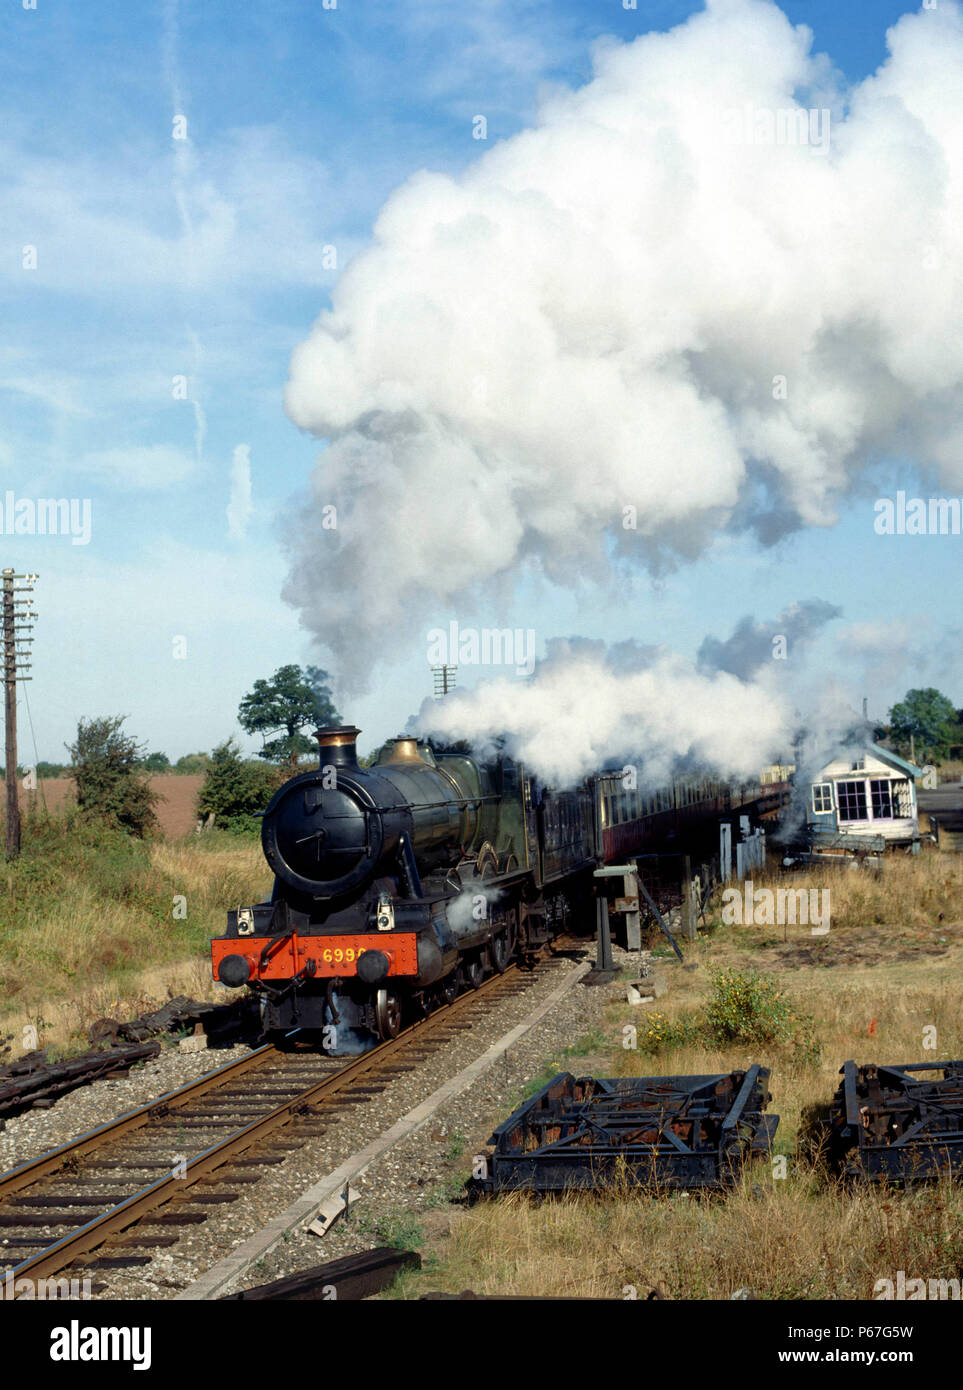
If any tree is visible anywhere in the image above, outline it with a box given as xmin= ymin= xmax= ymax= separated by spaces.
xmin=66 ymin=716 xmax=159 ymax=837
xmin=197 ymin=740 xmax=279 ymax=833
xmin=175 ymin=752 xmax=211 ymax=775
xmin=888 ymin=688 xmax=957 ymax=761
xmin=140 ymin=751 xmax=171 ymax=773
xmin=36 ymin=761 xmax=67 ymax=779
xmin=238 ymin=664 xmax=340 ymax=764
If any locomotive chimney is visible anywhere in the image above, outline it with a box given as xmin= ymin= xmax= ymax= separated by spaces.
xmin=314 ymin=725 xmax=361 ymax=769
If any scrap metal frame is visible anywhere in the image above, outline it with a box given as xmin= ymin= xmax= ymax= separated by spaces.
xmin=473 ymin=1068 xmax=778 ymax=1194
xmin=832 ymin=1059 xmax=963 ymax=1182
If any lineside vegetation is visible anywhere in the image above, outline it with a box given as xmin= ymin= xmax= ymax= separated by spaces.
xmin=385 ymin=852 xmax=963 ymax=1300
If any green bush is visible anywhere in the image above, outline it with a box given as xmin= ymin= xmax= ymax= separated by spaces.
xmin=704 ymin=967 xmax=820 ymax=1064
xmin=633 ymin=969 xmax=820 ymax=1065
xmin=356 ymin=1207 xmax=425 ymax=1250
xmin=66 ymin=715 xmax=159 ymax=837
xmin=197 ymin=740 xmax=279 ymax=834
xmin=139 ymin=751 xmax=171 ymax=772
xmin=704 ymin=968 xmax=799 ymax=1045
xmin=36 ymin=761 xmax=68 ymax=779
xmin=175 ymin=752 xmax=211 ymax=774
xmin=636 ymin=1010 xmax=701 ymax=1054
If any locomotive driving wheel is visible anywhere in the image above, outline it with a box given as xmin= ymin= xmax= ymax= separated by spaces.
xmin=464 ymin=956 xmax=485 ymax=990
xmin=375 ymin=989 xmax=402 ymax=1040
xmin=489 ymin=905 xmax=517 ymax=974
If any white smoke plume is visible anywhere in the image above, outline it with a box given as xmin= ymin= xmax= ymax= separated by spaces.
xmin=446 ymin=884 xmax=503 ymax=935
xmin=416 ymin=637 xmax=791 ymax=787
xmin=697 ymin=598 xmax=842 ymax=679
xmin=283 ymin=0 xmax=963 ymax=693
xmin=775 ymin=682 xmax=878 ymax=843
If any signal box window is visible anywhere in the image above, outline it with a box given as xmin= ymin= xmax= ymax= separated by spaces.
xmin=836 ymin=780 xmax=868 ymax=822
xmin=870 ymin=779 xmax=894 ymax=819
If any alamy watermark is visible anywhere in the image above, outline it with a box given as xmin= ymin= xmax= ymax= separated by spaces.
xmin=5 ymin=1272 xmax=93 ymax=1300
xmin=874 ymin=491 xmax=963 ymax=536
xmin=874 ymin=1271 xmax=961 ymax=1300
xmin=0 ymin=491 xmax=91 ymax=545
xmin=721 ymin=105 xmax=831 ymax=155
xmin=49 ymin=1319 xmax=151 ymax=1369
xmin=427 ymin=620 xmax=535 ymax=676
xmin=721 ymin=879 xmax=831 ymax=934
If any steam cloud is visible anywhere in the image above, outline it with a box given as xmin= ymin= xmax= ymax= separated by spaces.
xmin=281 ymin=0 xmax=963 ymax=777
xmin=446 ymin=884 xmax=503 ymax=935
xmin=284 ymin=0 xmax=962 ymax=653
xmin=697 ymin=598 xmax=842 ymax=679
xmin=416 ymin=637 xmax=790 ymax=786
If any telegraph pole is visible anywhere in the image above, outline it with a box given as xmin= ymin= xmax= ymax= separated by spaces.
xmin=2 ymin=569 xmax=37 ymax=858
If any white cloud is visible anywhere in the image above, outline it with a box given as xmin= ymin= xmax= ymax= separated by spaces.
xmin=227 ymin=443 xmax=254 ymax=539
xmin=0 ymin=127 xmax=346 ymax=299
xmin=839 ymin=618 xmax=920 ymax=657
xmin=0 ymin=371 xmax=97 ymax=419
xmin=78 ymin=444 xmax=196 ymax=490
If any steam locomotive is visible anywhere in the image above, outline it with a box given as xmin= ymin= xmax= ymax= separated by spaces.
xmin=210 ymin=724 xmax=771 ymax=1052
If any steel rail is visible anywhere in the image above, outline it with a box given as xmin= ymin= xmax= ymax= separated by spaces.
xmin=0 ymin=963 xmax=528 ymax=1292
xmin=0 ymin=1043 xmax=278 ymax=1201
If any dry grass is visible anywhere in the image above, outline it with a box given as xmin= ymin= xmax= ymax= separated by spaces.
xmin=717 ymin=854 xmax=963 ymax=933
xmin=147 ymin=838 xmax=269 ymax=910
xmin=0 ymin=817 xmax=269 ymax=1052
xmin=389 ymin=848 xmax=963 ymax=1300
xmin=391 ymin=1172 xmax=963 ymax=1300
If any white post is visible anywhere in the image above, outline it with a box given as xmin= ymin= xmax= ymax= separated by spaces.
xmin=720 ymin=822 xmax=732 ymax=882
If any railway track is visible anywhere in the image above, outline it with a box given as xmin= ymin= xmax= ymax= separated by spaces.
xmin=0 ymin=960 xmax=547 ymax=1296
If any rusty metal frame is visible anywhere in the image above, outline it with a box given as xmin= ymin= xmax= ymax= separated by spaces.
xmin=473 ymin=1068 xmax=778 ymax=1194
xmin=831 ymin=1058 xmax=963 ymax=1182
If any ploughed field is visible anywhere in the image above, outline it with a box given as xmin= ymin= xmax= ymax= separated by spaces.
xmin=13 ymin=775 xmax=206 ymax=839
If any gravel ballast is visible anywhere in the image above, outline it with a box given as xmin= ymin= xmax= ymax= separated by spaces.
xmin=0 ymin=1042 xmax=252 ymax=1173
xmin=176 ymin=947 xmax=646 ymax=1303
xmin=2 ymin=943 xmax=657 ymax=1301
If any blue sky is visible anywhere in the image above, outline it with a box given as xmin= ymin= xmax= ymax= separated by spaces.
xmin=1 ymin=0 xmax=959 ymax=766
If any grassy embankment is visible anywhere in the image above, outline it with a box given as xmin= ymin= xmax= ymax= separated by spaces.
xmin=385 ymin=851 xmax=963 ymax=1300
xmin=0 ymin=811 xmax=269 ymax=1052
